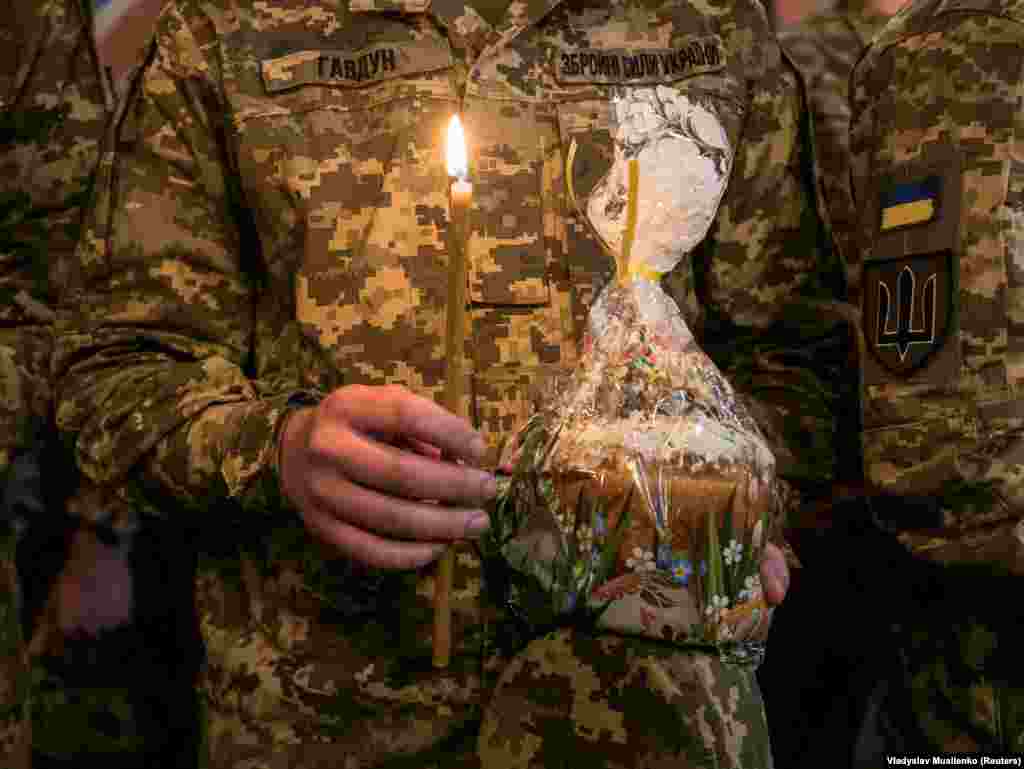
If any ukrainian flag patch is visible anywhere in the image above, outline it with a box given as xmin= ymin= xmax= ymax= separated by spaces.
xmin=880 ymin=176 xmax=940 ymax=231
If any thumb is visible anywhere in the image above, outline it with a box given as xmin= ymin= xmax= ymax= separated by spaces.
xmin=760 ymin=542 xmax=790 ymax=606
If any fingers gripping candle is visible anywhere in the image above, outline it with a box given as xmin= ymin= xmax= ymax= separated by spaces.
xmin=434 ymin=115 xmax=472 ymax=668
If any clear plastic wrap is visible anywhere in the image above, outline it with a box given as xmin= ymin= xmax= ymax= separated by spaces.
xmin=495 ymin=87 xmax=778 ymax=663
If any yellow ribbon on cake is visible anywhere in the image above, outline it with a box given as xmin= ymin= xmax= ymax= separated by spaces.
xmin=620 ymin=159 xmax=664 ymax=283
xmin=566 ymin=141 xmax=661 ymax=284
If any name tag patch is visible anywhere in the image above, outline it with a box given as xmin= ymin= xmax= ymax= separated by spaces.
xmin=316 ymin=49 xmax=398 ymax=82
xmin=557 ymin=36 xmax=725 ymax=84
xmin=880 ymin=176 xmax=940 ymax=231
xmin=261 ymin=43 xmax=452 ymax=93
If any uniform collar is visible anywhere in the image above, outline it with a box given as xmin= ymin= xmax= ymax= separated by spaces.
xmin=348 ymin=0 xmax=569 ymax=60
xmin=348 ymin=0 xmax=431 ymax=13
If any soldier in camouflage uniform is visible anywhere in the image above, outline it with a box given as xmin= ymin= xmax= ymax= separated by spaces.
xmin=0 ymin=1 xmax=114 ymax=764
xmin=1 ymin=2 xmax=202 ymax=767
xmin=54 ymin=0 xmax=847 ymax=766
xmin=779 ymin=0 xmax=902 ymax=269
xmin=848 ymin=0 xmax=1024 ymax=758
xmin=756 ymin=4 xmax=905 ymax=766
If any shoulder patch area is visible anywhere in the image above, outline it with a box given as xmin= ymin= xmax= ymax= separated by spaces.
xmin=880 ymin=176 xmax=940 ymax=231
xmin=863 ymin=151 xmax=962 ymax=382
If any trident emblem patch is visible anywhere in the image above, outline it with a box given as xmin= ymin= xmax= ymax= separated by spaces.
xmin=863 ymin=252 xmax=951 ymax=376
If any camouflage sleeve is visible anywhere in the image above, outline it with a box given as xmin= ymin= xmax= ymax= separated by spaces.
xmin=780 ymin=14 xmax=869 ymax=281
xmin=849 ymin=5 xmax=1024 ymax=572
xmin=0 ymin=0 xmax=109 ymax=474
xmin=668 ymin=39 xmax=852 ymax=500
xmin=0 ymin=2 xmax=110 ymax=763
xmin=53 ymin=4 xmax=301 ymax=521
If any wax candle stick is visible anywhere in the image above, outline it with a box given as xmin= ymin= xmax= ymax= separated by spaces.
xmin=434 ymin=115 xmax=472 ymax=669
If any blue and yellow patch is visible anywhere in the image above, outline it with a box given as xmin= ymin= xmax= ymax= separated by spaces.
xmin=880 ymin=176 xmax=940 ymax=231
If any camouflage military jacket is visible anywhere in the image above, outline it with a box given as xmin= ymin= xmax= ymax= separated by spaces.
xmin=55 ymin=0 xmax=839 ymax=762
xmin=0 ymin=0 xmax=112 ymax=472
xmin=780 ymin=0 xmax=891 ymax=275
xmin=0 ymin=0 xmax=113 ymax=763
xmin=850 ymin=0 xmax=1024 ymax=572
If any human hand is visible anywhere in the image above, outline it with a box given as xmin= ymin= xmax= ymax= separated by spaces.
xmin=55 ymin=526 xmax=134 ymax=637
xmin=760 ymin=542 xmax=789 ymax=605
xmin=278 ymin=384 xmax=497 ymax=570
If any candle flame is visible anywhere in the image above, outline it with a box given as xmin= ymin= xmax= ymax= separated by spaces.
xmin=446 ymin=115 xmax=468 ymax=179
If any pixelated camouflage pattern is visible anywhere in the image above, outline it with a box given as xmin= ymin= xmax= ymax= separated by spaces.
xmin=777 ymin=0 xmax=893 ymax=504
xmin=848 ymin=560 xmax=1024 ymax=759
xmin=480 ymin=627 xmax=773 ymax=769
xmin=54 ymin=0 xmax=840 ymax=764
xmin=0 ymin=1 xmax=113 ymax=765
xmin=24 ymin=478 xmax=158 ymax=763
xmin=899 ymin=615 xmax=1024 ymax=753
xmin=0 ymin=1 xmax=191 ymax=765
xmin=847 ymin=0 xmax=1024 ymax=756
xmin=849 ymin=0 xmax=1024 ymax=572
xmin=0 ymin=530 xmax=29 ymax=767
xmin=780 ymin=0 xmax=892 ymax=278
xmin=0 ymin=0 xmax=110 ymax=473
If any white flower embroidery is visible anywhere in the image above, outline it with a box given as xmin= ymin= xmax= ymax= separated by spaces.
xmin=738 ymin=574 xmax=761 ymax=603
xmin=577 ymin=524 xmax=594 ymax=555
xmin=722 ymin=539 xmax=744 ymax=567
xmin=625 ymin=546 xmax=656 ymax=572
xmin=704 ymin=593 xmax=729 ymax=620
xmin=554 ymin=509 xmax=575 ymax=537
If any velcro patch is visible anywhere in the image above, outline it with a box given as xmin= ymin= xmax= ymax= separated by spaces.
xmin=862 ymin=149 xmax=962 ymax=386
xmin=880 ymin=176 xmax=940 ymax=231
xmin=863 ymin=251 xmax=953 ymax=376
xmin=261 ymin=43 xmax=452 ymax=93
xmin=557 ymin=36 xmax=725 ymax=84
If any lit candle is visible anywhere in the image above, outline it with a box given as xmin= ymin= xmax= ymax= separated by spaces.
xmin=434 ymin=114 xmax=473 ymax=669
xmin=448 ymin=115 xmax=473 ymax=210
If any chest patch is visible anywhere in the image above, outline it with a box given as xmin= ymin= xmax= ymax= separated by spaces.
xmin=863 ymin=251 xmax=953 ymax=376
xmin=557 ymin=35 xmax=725 ymax=84
xmin=261 ymin=43 xmax=453 ymax=93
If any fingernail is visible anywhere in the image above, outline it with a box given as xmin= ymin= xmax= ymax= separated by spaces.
xmin=480 ymin=472 xmax=497 ymax=500
xmin=764 ymin=557 xmax=788 ymax=601
xmin=465 ymin=510 xmax=491 ymax=537
xmin=470 ymin=435 xmax=488 ymax=460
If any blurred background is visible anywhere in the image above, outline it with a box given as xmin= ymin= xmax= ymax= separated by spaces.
xmin=93 ymin=0 xmax=832 ymax=69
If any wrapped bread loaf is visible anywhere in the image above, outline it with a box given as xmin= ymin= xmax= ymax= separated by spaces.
xmin=500 ymin=87 xmax=777 ymax=659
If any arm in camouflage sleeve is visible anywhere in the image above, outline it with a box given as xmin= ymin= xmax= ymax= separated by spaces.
xmin=52 ymin=5 xmax=298 ymax=519
xmin=675 ymin=40 xmax=853 ymax=500
xmin=779 ymin=15 xmax=867 ymax=274
xmin=0 ymin=0 xmax=110 ymax=473
xmin=0 ymin=2 xmax=111 ymax=762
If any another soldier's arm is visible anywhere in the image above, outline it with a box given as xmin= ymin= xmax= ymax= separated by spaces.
xmin=0 ymin=0 xmax=107 ymax=472
xmin=692 ymin=39 xmax=849 ymax=500
xmin=0 ymin=2 xmax=111 ymax=761
xmin=780 ymin=16 xmax=867 ymax=278
xmin=53 ymin=6 xmax=312 ymax=524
